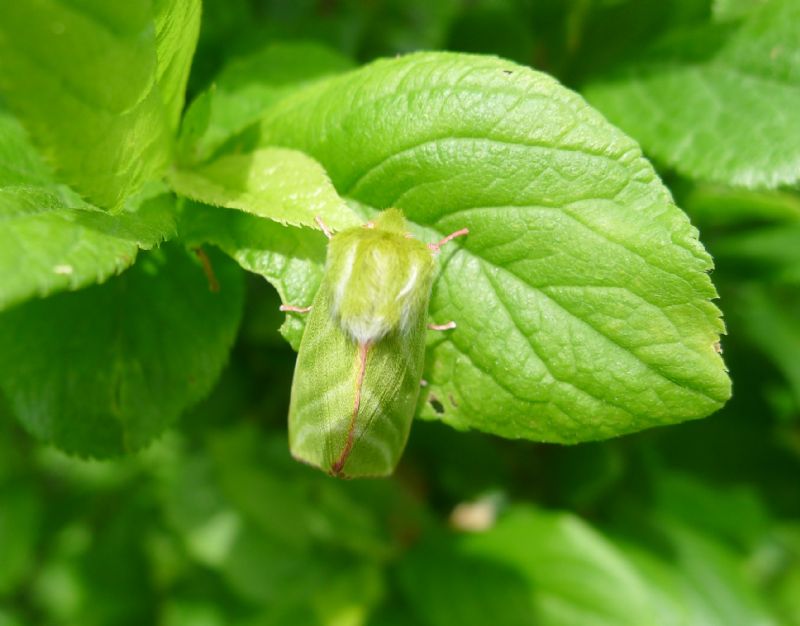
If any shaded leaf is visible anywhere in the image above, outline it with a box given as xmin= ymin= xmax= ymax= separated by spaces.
xmin=715 ymin=224 xmax=800 ymax=284
xmin=0 ymin=245 xmax=244 ymax=457
xmin=732 ymin=284 xmax=800 ymax=408
xmin=154 ymin=0 xmax=202 ymax=133
xmin=179 ymin=202 xmax=326 ymax=350
xmin=681 ymin=185 xmax=800 ymax=229
xmin=649 ymin=521 xmax=780 ymax=626
xmin=398 ymin=540 xmax=537 ymax=626
xmin=0 ymin=0 xmax=200 ymax=208
xmin=158 ymin=426 xmax=392 ymax=623
xmin=178 ymin=41 xmax=353 ymax=166
xmin=0 ymin=111 xmax=176 ymax=311
xmin=585 ymin=0 xmax=800 ymax=188
xmin=459 ymin=507 xmax=659 ymax=626
xmin=0 ymin=484 xmax=42 ymax=594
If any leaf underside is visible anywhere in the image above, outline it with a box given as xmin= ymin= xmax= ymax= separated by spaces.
xmin=0 ymin=245 xmax=244 ymax=457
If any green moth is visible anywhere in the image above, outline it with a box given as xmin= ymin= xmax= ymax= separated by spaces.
xmin=285 ymin=208 xmax=467 ymax=478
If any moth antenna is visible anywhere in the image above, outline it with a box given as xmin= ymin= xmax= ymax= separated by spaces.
xmin=280 ymin=304 xmax=313 ymax=314
xmin=429 ymin=228 xmax=469 ymax=253
xmin=315 ymin=216 xmax=334 ymax=239
xmin=428 ymin=321 xmax=456 ymax=331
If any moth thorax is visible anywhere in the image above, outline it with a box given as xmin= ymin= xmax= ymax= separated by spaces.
xmin=327 ymin=226 xmax=435 ymax=345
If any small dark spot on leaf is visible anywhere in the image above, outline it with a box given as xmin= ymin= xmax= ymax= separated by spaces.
xmin=448 ymin=393 xmax=459 ymax=408
xmin=429 ymin=395 xmax=445 ymax=414
xmin=502 ymin=70 xmax=513 ymax=75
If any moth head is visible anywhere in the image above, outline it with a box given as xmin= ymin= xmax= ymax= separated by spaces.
xmin=326 ymin=209 xmax=435 ymax=344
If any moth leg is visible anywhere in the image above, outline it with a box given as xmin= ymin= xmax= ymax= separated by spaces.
xmin=280 ymin=304 xmax=313 ymax=313
xmin=194 ymin=247 xmax=220 ymax=293
xmin=314 ymin=215 xmax=334 ymax=240
xmin=428 ymin=321 xmax=456 ymax=331
xmin=429 ymin=227 xmax=469 ymax=253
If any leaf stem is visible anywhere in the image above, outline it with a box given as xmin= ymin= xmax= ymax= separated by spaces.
xmin=194 ymin=247 xmax=220 ymax=293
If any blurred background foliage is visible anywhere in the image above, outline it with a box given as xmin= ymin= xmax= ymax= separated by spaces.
xmin=2 ymin=0 xmax=799 ymax=625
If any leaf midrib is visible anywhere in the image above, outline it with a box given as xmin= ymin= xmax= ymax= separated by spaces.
xmin=344 ymin=135 xmax=636 ymax=200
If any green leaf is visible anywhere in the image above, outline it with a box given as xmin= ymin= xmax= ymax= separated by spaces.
xmin=161 ymin=602 xmax=227 ymax=626
xmin=171 ymin=42 xmax=360 ymax=333
xmin=246 ymin=52 xmax=729 ymax=443
xmin=205 ymin=425 xmax=395 ymax=558
xmin=0 ymin=110 xmax=55 ymax=188
xmin=715 ymin=224 xmax=800 ymax=283
xmin=651 ymin=473 xmax=772 ymax=550
xmin=770 ymin=534 xmax=800 ymax=626
xmin=0 ymin=245 xmax=244 ymax=457
xmin=452 ymin=506 xmax=660 ymax=626
xmin=0 ymin=112 xmax=177 ymax=311
xmin=32 ymin=496 xmax=160 ymax=625
xmin=732 ymin=284 xmax=800 ymax=408
xmin=0 ymin=484 xmax=42 ymax=595
xmin=646 ymin=521 xmax=781 ymax=626
xmin=614 ymin=544 xmax=712 ymax=626
xmin=564 ymin=0 xmax=712 ymax=84
xmin=713 ymin=0 xmax=768 ymax=22
xmin=178 ymin=201 xmax=327 ymax=350
xmin=153 ymin=0 xmax=202 ymax=133
xmin=0 ymin=611 xmax=23 ymax=626
xmin=0 ymin=187 xmax=177 ymax=312
xmin=405 ymin=504 xmax=781 ymax=626
xmin=398 ymin=541 xmax=537 ymax=626
xmin=158 ymin=426 xmax=391 ymax=622
xmin=584 ymin=0 xmax=800 ymax=189
xmin=0 ymin=0 xmax=200 ymax=209
xmin=618 ymin=537 xmax=778 ymax=626
xmin=610 ymin=473 xmax=782 ymax=626
xmin=178 ymin=41 xmax=353 ymax=166
xmin=446 ymin=2 xmax=536 ymax=66
xmin=170 ymin=147 xmax=361 ymax=230
xmin=681 ymin=185 xmax=800 ymax=229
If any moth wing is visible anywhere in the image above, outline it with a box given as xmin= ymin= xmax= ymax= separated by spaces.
xmin=288 ymin=282 xmax=428 ymax=477
xmin=341 ymin=315 xmax=427 ymax=477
